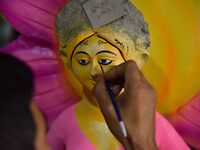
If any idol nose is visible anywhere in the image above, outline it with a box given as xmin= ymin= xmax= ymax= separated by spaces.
xmin=91 ymin=74 xmax=101 ymax=82
xmin=90 ymin=61 xmax=102 ymax=81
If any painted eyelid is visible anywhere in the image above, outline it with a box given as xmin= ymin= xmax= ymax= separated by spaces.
xmin=75 ymin=51 xmax=89 ymax=56
xmin=77 ymin=59 xmax=91 ymax=62
xmin=98 ymin=58 xmax=113 ymax=61
xmin=75 ymin=56 xmax=90 ymax=60
xmin=97 ymin=56 xmax=116 ymax=60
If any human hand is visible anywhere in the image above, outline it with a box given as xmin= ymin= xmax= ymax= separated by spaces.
xmin=30 ymin=102 xmax=52 ymax=150
xmin=92 ymin=61 xmax=158 ymax=150
xmin=35 ymin=137 xmax=52 ymax=150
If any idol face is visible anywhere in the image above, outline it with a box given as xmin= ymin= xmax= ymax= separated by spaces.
xmin=70 ymin=35 xmax=125 ymax=91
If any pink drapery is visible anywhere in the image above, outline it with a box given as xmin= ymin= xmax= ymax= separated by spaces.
xmin=0 ymin=0 xmax=79 ymax=125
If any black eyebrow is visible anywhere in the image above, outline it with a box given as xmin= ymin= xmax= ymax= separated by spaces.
xmin=96 ymin=50 xmax=117 ymax=56
xmin=75 ymin=51 xmax=89 ymax=56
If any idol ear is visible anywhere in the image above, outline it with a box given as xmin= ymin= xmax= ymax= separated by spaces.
xmin=135 ymin=52 xmax=149 ymax=69
xmin=59 ymin=50 xmax=71 ymax=69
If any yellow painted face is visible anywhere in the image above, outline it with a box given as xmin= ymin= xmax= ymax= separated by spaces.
xmin=70 ymin=35 xmax=125 ymax=91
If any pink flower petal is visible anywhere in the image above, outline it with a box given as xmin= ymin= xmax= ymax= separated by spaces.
xmin=0 ymin=0 xmax=68 ymax=48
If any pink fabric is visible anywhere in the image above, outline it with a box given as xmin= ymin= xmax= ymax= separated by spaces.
xmin=0 ymin=0 xmax=65 ymax=48
xmin=47 ymin=104 xmax=190 ymax=150
xmin=168 ymin=92 xmax=200 ymax=149
xmin=155 ymin=113 xmax=190 ymax=150
xmin=47 ymin=105 xmax=96 ymax=150
xmin=0 ymin=0 xmax=79 ymax=125
xmin=0 ymin=35 xmax=79 ymax=126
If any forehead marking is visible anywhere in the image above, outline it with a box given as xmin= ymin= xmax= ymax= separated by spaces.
xmin=98 ymin=40 xmax=108 ymax=46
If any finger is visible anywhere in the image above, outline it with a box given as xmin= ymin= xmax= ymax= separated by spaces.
xmin=139 ymin=71 xmax=156 ymax=98
xmin=92 ymin=75 xmax=113 ymax=110
xmin=112 ymin=84 xmax=123 ymax=97
xmin=124 ymin=61 xmax=142 ymax=87
xmin=92 ymin=77 xmax=118 ymax=119
xmin=104 ymin=60 xmax=141 ymax=85
xmin=139 ymin=70 xmax=149 ymax=85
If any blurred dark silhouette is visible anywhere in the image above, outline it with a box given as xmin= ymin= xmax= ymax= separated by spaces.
xmin=0 ymin=53 xmax=36 ymax=150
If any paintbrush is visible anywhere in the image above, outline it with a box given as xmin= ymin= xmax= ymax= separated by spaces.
xmin=99 ymin=65 xmax=127 ymax=137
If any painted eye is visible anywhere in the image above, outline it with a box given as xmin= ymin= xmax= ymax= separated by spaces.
xmin=98 ymin=59 xmax=112 ymax=65
xmin=77 ymin=59 xmax=90 ymax=65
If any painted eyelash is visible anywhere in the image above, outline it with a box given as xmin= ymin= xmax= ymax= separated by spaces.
xmin=98 ymin=59 xmax=113 ymax=65
xmin=77 ymin=59 xmax=90 ymax=65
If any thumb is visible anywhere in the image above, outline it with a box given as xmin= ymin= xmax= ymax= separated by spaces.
xmin=92 ymin=75 xmax=113 ymax=110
